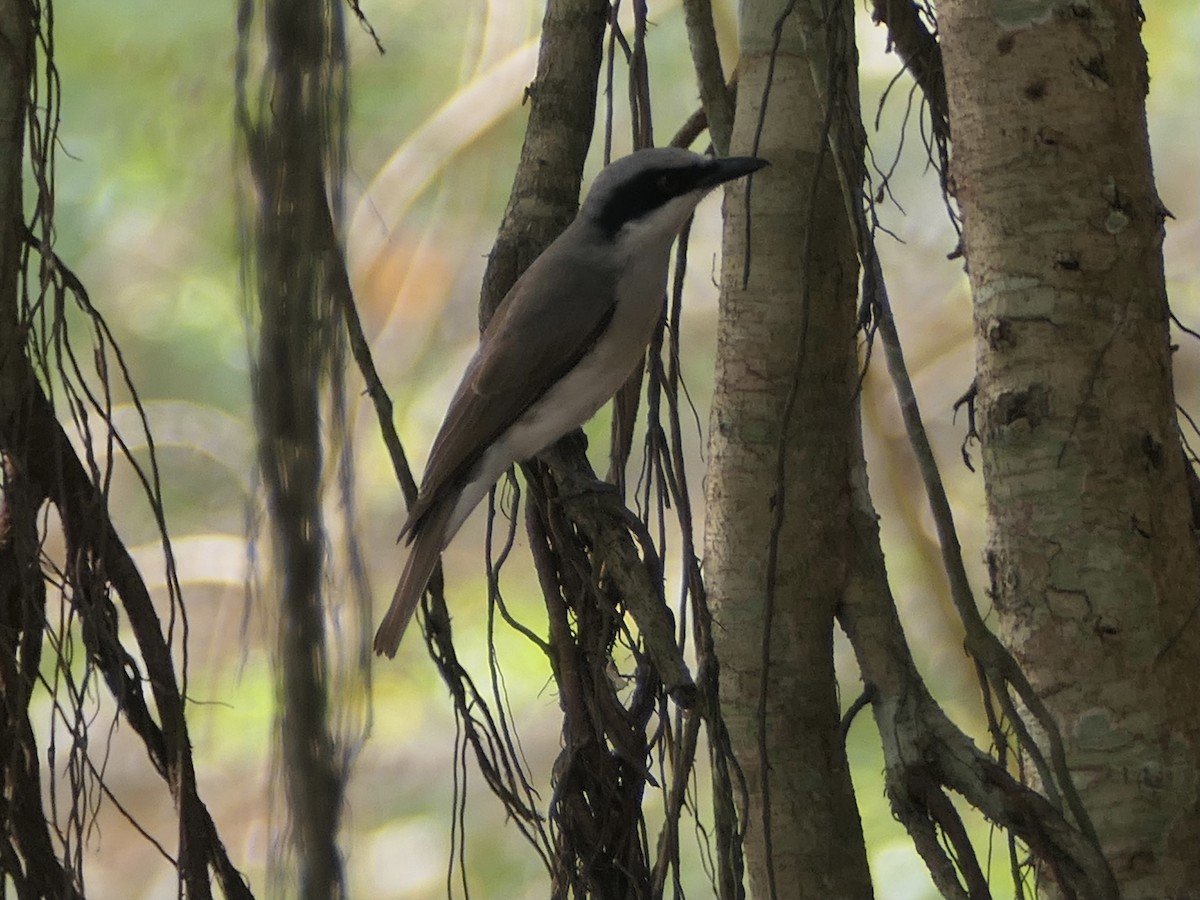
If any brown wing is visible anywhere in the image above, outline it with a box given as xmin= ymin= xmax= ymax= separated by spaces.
xmin=401 ymin=235 xmax=617 ymax=540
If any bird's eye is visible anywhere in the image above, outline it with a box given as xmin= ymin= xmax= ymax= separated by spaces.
xmin=656 ymin=172 xmax=683 ymax=195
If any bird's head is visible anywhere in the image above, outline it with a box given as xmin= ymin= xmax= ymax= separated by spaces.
xmin=581 ymin=147 xmax=768 ymax=245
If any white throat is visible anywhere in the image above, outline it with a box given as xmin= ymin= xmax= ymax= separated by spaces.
xmin=611 ymin=189 xmax=710 ymax=260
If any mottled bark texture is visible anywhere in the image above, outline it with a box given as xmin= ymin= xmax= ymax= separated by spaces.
xmin=940 ymin=1 xmax=1200 ymax=894
xmin=704 ymin=0 xmax=873 ymax=895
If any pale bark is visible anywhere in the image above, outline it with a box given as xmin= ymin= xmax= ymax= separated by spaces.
xmin=704 ymin=0 xmax=873 ymax=895
xmin=940 ymin=2 xmax=1200 ymax=895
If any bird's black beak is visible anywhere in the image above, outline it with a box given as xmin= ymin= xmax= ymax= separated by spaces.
xmin=705 ymin=155 xmax=770 ymax=188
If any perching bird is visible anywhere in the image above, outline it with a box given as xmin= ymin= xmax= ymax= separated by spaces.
xmin=373 ymin=147 xmax=768 ymax=657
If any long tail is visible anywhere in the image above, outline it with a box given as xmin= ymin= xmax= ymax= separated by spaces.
xmin=373 ymin=500 xmax=454 ymax=657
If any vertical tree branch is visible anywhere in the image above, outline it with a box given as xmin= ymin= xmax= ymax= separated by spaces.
xmin=937 ymin=1 xmax=1200 ymax=894
xmin=237 ymin=0 xmax=364 ymax=895
xmin=682 ymin=0 xmax=734 ymax=155
xmin=705 ymin=0 xmax=873 ymax=896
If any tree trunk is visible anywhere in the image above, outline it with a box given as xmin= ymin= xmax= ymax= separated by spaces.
xmin=939 ymin=2 xmax=1200 ymax=894
xmin=704 ymin=0 xmax=873 ymax=895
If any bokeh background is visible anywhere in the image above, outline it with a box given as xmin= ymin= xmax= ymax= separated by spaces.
xmin=38 ymin=0 xmax=1200 ymax=897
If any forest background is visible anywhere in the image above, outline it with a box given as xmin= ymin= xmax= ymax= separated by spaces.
xmin=27 ymin=0 xmax=1200 ymax=897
